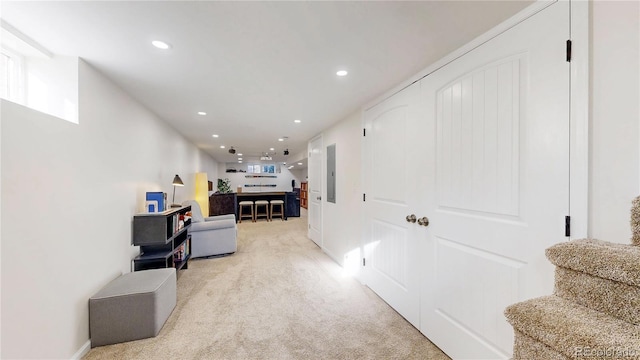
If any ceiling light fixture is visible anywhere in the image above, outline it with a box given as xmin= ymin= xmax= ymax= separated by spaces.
xmin=237 ymin=153 xmax=243 ymax=156
xmin=151 ymin=40 xmax=171 ymax=50
xmin=220 ymin=145 xmax=225 ymax=149
xmin=278 ymin=138 xmax=284 ymax=142
xmin=336 ymin=70 xmax=348 ymax=76
xmin=294 ymin=119 xmax=301 ymax=123
xmin=212 ymin=134 xmax=219 ymax=138
xmin=238 ymin=158 xmax=243 ymax=161
xmin=270 ymin=148 xmax=275 ymax=151
xmin=298 ymin=162 xmax=303 ymax=165
xmin=198 ymin=111 xmax=206 ymax=116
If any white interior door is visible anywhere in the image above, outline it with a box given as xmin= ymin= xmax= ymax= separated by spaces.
xmin=419 ymin=1 xmax=570 ymax=358
xmin=308 ymin=135 xmax=323 ymax=247
xmin=362 ymin=82 xmax=423 ymax=327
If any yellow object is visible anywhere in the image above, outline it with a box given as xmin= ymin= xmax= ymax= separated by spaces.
xmin=195 ymin=172 xmax=209 ymax=217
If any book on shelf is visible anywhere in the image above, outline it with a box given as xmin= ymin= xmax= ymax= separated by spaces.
xmin=178 ymin=213 xmax=185 ymax=230
xmin=173 ymin=243 xmax=188 ymax=262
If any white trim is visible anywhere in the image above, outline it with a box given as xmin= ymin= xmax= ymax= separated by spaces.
xmin=363 ymin=0 xmax=557 ymax=111
xmin=71 ymin=340 xmax=91 ymax=360
xmin=569 ymin=0 xmax=589 ymax=240
xmin=358 ymin=108 xmax=368 ymax=285
xmin=0 ymin=19 xmax=53 ymax=59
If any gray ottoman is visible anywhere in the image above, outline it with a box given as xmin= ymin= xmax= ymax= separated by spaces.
xmin=89 ymin=268 xmax=176 ymax=347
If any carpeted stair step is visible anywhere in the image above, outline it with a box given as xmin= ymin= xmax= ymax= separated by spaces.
xmin=505 ymin=295 xmax=640 ymax=360
xmin=546 ymin=238 xmax=640 ymax=287
xmin=554 ymin=266 xmax=640 ymax=324
xmin=513 ymin=330 xmax=569 ymax=360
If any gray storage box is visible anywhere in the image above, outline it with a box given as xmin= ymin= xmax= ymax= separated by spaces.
xmin=89 ymin=268 xmax=176 ymax=347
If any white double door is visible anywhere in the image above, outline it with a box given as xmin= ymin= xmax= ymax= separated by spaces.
xmin=363 ymin=1 xmax=570 ymax=358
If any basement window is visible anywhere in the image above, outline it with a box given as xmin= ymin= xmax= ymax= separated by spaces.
xmin=1 ymin=20 xmax=78 ymax=124
xmin=0 ymin=47 xmax=24 ymax=103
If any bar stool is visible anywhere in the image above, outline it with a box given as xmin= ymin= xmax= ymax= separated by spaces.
xmin=254 ymin=200 xmax=270 ymax=222
xmin=270 ymin=200 xmax=284 ymax=221
xmin=238 ymin=201 xmax=254 ymax=223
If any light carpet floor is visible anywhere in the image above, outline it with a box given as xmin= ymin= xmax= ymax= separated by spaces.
xmin=84 ymin=215 xmax=449 ymax=359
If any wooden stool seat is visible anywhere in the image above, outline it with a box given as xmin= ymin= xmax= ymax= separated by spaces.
xmin=238 ymin=201 xmax=254 ymax=223
xmin=254 ymin=200 xmax=270 ymax=222
xmin=270 ymin=200 xmax=284 ymax=221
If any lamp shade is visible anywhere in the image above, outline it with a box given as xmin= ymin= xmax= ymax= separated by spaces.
xmin=172 ymin=175 xmax=184 ymax=186
xmin=195 ymin=172 xmax=209 ymax=217
xmin=170 ymin=174 xmax=185 ymax=207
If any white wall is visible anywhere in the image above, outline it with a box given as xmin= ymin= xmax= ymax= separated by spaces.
xmin=0 ymin=60 xmax=218 ymax=359
xmin=291 ymin=168 xmax=307 ymax=184
xmin=320 ymin=112 xmax=362 ymax=274
xmin=589 ymin=1 xmax=640 ymax=243
xmin=217 ymin=163 xmax=302 ymax=193
xmin=25 ymin=55 xmax=79 ymax=123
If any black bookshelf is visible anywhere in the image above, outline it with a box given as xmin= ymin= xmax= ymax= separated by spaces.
xmin=132 ymin=205 xmax=192 ymax=273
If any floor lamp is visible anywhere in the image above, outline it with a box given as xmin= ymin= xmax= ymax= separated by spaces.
xmin=171 ymin=174 xmax=184 ymax=208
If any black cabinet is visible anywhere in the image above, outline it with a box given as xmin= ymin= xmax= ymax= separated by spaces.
xmin=132 ymin=206 xmax=192 ymax=272
xmin=286 ymin=191 xmax=300 ymax=217
xmin=209 ymin=193 xmax=237 ymax=219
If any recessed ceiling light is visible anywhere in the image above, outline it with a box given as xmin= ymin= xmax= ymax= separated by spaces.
xmin=336 ymin=70 xmax=348 ymax=76
xmin=294 ymin=119 xmax=301 ymax=123
xmin=239 ymin=161 xmax=243 ymax=163
xmin=237 ymin=153 xmax=243 ymax=156
xmin=238 ymin=158 xmax=243 ymax=160
xmin=270 ymin=148 xmax=275 ymax=151
xmin=220 ymin=145 xmax=225 ymax=149
xmin=198 ymin=111 xmax=206 ymax=116
xmin=278 ymin=138 xmax=284 ymax=142
xmin=298 ymin=162 xmax=303 ymax=165
xmin=212 ymin=134 xmax=219 ymax=138
xmin=152 ymin=40 xmax=171 ymax=50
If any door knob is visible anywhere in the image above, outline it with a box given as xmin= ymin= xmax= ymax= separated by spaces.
xmin=406 ymin=214 xmax=416 ymax=223
xmin=418 ymin=216 xmax=430 ymax=227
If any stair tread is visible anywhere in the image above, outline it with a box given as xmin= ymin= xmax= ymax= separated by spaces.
xmin=546 ymin=239 xmax=640 ymax=287
xmin=555 ymin=267 xmax=640 ymax=325
xmin=505 ymin=295 xmax=640 ymax=359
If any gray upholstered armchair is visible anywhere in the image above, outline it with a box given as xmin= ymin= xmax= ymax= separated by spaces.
xmin=182 ymin=200 xmax=237 ymax=258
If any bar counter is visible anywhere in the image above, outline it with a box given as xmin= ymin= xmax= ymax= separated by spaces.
xmin=237 ymin=192 xmax=290 ymax=220
xmin=209 ymin=191 xmax=300 ymax=221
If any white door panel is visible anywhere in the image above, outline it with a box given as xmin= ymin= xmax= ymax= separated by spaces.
xmin=363 ymin=82 xmax=422 ymax=327
xmin=420 ymin=1 xmax=569 ymax=359
xmin=308 ymin=136 xmax=323 ymax=247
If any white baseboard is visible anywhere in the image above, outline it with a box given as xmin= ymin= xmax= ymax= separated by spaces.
xmin=71 ymin=340 xmax=91 ymax=359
